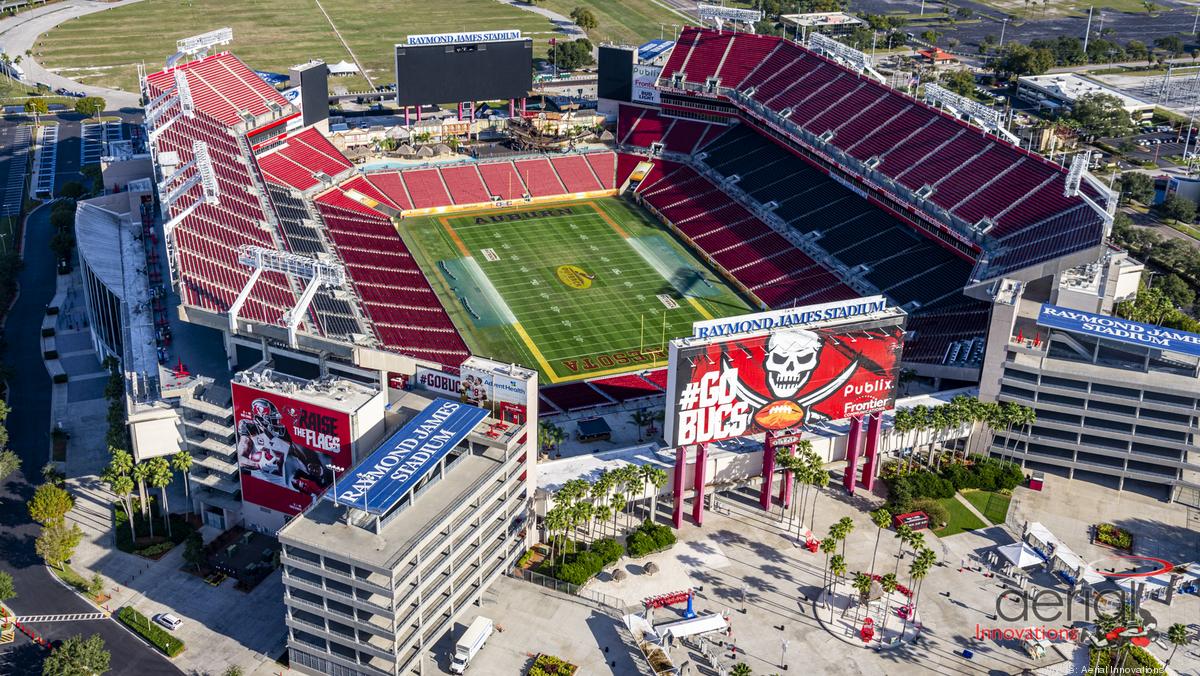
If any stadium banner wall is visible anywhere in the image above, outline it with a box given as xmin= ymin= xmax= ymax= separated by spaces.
xmin=1036 ymin=303 xmax=1200 ymax=357
xmin=333 ymin=398 xmax=488 ymax=513
xmin=232 ymin=382 xmax=353 ymax=517
xmin=390 ymin=187 xmax=618 ymax=218
xmin=461 ymin=358 xmax=530 ymax=423
xmin=597 ymin=45 xmax=635 ymax=103
xmin=632 ymin=64 xmax=662 ymax=105
xmin=394 ymin=39 xmax=532 ymax=107
xmin=412 ymin=365 xmax=463 ymax=399
xmin=664 ymin=306 xmax=905 ymax=447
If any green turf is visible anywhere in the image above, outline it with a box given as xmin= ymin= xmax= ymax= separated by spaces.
xmin=537 ymin=0 xmax=690 ymax=47
xmin=35 ymin=0 xmax=559 ymax=95
xmin=400 ymin=197 xmax=753 ymax=383
xmin=961 ymin=490 xmax=1011 ymax=525
xmin=933 ymin=496 xmax=987 ymax=537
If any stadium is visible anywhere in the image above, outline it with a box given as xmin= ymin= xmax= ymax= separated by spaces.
xmin=142 ymin=24 xmax=1113 ymax=418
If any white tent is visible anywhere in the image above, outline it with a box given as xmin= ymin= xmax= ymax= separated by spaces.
xmin=328 ymin=60 xmax=360 ymax=75
xmin=997 ymin=542 xmax=1043 ymax=569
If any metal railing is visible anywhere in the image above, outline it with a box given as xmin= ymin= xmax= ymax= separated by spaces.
xmin=509 ymin=568 xmax=628 ymax=616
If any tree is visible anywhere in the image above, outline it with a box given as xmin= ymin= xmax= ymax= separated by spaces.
xmin=1070 ymin=93 xmax=1133 ymax=139
xmin=1165 ymin=622 xmax=1191 ymax=666
xmin=570 ymin=7 xmax=598 ymax=31
xmin=995 ymin=43 xmax=1056 ymax=78
xmin=906 ymin=547 xmax=937 ymax=634
xmin=36 ymin=521 xmax=83 ymax=570
xmin=1118 ymin=172 xmax=1154 ymax=205
xmin=828 ymin=554 xmax=847 ymax=622
xmin=820 ymin=536 xmax=837 ymax=586
xmin=24 ymin=97 xmax=48 ymax=126
xmin=941 ymin=69 xmax=975 ymax=97
xmin=0 ymin=570 xmax=15 ymax=603
xmin=1157 ymin=273 xmax=1195 ymax=308
xmin=549 ymin=38 xmax=594 ymax=71
xmin=170 ymin=451 xmax=193 ymax=514
xmin=103 ymin=454 xmax=136 ymax=543
xmin=57 ymin=181 xmax=85 ymax=200
xmin=1126 ymin=40 xmax=1149 ymax=62
xmin=74 ymin=96 xmax=105 ymax=120
xmin=222 ymin=668 xmax=245 ymax=676
xmin=29 ymin=483 xmax=74 ymax=526
xmin=730 ymin=664 xmax=752 ymax=676
xmin=43 ymin=462 xmax=65 ymax=487
xmin=1155 ymin=35 xmax=1184 ymax=57
xmin=183 ymin=531 xmax=205 ymax=574
xmin=42 ymin=633 xmax=110 ymax=676
xmin=921 ymin=30 xmax=940 ymax=46
xmin=628 ymin=410 xmax=656 ymax=442
xmin=867 ymin=508 xmax=891 ymax=583
xmin=146 ymin=457 xmax=173 ymax=537
xmin=1160 ymin=193 xmax=1197 ymax=224
xmin=0 ymin=448 xmax=20 ymax=485
xmin=893 ymin=523 xmax=913 ymax=576
xmin=878 ymin=572 xmax=898 ymax=642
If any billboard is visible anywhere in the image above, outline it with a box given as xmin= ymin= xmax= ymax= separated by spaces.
xmin=1037 ymin=304 xmax=1200 ymax=357
xmin=461 ymin=359 xmax=530 ymax=424
xmin=334 ymin=398 xmax=488 ymax=513
xmin=394 ymin=38 xmax=532 ymax=107
xmin=664 ymin=299 xmax=905 ymax=447
xmin=406 ymin=30 xmax=521 ymax=46
xmin=232 ymin=382 xmax=353 ymax=516
xmin=597 ymin=45 xmax=635 ymax=103
xmin=632 ymin=64 xmax=661 ymax=105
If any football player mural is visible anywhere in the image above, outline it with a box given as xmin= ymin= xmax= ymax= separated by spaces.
xmin=667 ymin=323 xmax=904 ymax=446
xmin=232 ymin=384 xmax=352 ymax=515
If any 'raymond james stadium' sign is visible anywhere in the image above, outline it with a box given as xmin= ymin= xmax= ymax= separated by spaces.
xmin=1037 ymin=304 xmax=1200 ymax=358
xmin=691 ymin=296 xmax=890 ymax=340
xmin=405 ymin=30 xmax=521 ymax=46
xmin=333 ymin=398 xmax=487 ymax=514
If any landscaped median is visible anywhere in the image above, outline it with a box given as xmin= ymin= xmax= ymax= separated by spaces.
xmin=116 ymin=606 xmax=185 ymax=657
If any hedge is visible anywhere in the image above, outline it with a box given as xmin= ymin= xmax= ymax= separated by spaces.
xmin=1096 ymin=523 xmax=1133 ymax=551
xmin=549 ymin=537 xmax=624 ymax=586
xmin=886 ymin=458 xmax=1023 ymax=514
xmin=627 ymin=520 xmax=675 ymax=558
xmin=528 ymin=653 xmax=578 ymax=675
xmin=116 ymin=606 xmax=185 ymax=657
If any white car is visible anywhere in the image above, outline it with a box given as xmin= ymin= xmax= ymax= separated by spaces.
xmin=155 ymin=613 xmax=183 ymax=631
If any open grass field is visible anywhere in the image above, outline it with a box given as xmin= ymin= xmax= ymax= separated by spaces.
xmin=933 ymin=496 xmax=988 ymax=536
xmin=401 ymin=197 xmax=752 ymax=383
xmin=538 ymin=0 xmax=690 ymax=47
xmin=35 ymin=0 xmax=560 ymax=95
xmin=961 ymin=489 xmax=1011 ymax=525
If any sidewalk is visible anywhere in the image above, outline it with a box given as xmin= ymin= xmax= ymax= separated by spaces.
xmin=953 ymin=492 xmax=993 ymax=526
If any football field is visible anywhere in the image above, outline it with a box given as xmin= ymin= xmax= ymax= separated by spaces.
xmin=401 ymin=198 xmax=753 ymax=383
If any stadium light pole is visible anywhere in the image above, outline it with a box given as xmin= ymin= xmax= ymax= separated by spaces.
xmin=999 ymin=18 xmax=1009 ymax=49
xmin=1082 ymin=6 xmax=1092 ymax=54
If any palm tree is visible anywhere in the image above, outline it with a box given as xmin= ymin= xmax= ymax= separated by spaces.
xmin=820 ymin=536 xmax=837 ymax=587
xmin=809 ymin=465 xmax=830 ymax=531
xmin=893 ymin=524 xmax=913 ymax=576
xmin=628 ymin=410 xmax=656 ymax=442
xmin=879 ymin=573 xmax=898 ymax=643
xmin=904 ymin=547 xmax=936 ymax=635
xmin=170 ymin=451 xmax=193 ymax=514
xmin=610 ymin=493 xmax=626 ymax=534
xmin=621 ymin=466 xmax=641 ymax=521
xmin=146 ymin=457 xmax=174 ymax=538
xmin=1165 ymin=622 xmax=1191 ymax=667
xmin=648 ymin=466 xmax=667 ymax=522
xmin=867 ymin=508 xmax=891 ymax=582
xmin=637 ymin=464 xmax=655 ymax=518
xmin=829 ymin=554 xmax=847 ymax=622
xmin=572 ymin=500 xmax=592 ymax=545
xmin=593 ymin=503 xmax=612 ymax=538
xmin=103 ymin=468 xmax=136 ymax=543
xmin=730 ymin=663 xmax=752 ymax=676
xmin=836 ymin=516 xmax=854 ymax=558
xmin=848 ymin=571 xmax=873 ymax=623
xmin=891 ymin=407 xmax=912 ymax=464
xmin=545 ymin=504 xmax=567 ymax=567
xmin=1012 ymin=405 xmax=1036 ymax=467
xmin=131 ymin=462 xmax=153 ymax=538
xmin=997 ymin=401 xmax=1022 ymax=463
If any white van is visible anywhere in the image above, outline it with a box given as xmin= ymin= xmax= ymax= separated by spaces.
xmin=449 ymin=616 xmax=493 ymax=674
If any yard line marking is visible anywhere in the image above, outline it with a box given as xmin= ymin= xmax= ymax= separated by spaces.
xmin=511 ymin=321 xmax=561 ymax=383
xmin=438 ymin=216 xmax=471 ymax=257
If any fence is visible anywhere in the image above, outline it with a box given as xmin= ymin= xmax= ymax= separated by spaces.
xmin=509 ymin=567 xmax=630 ymax=615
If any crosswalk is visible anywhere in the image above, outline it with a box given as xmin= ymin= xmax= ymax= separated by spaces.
xmin=14 ymin=612 xmax=108 ymax=623
xmin=0 ymin=126 xmax=31 ymax=217
xmin=34 ymin=125 xmax=58 ymax=198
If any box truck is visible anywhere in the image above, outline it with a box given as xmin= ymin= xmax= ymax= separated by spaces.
xmin=449 ymin=616 xmax=493 ymax=674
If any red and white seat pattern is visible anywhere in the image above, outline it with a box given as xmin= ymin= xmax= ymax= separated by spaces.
xmin=256 ymin=128 xmax=353 ymax=191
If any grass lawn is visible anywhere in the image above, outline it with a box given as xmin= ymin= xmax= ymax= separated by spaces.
xmin=933 ymin=496 xmax=987 ymax=536
xmin=400 ymin=197 xmax=752 ymax=383
xmin=36 ymin=0 xmax=559 ymax=94
xmin=976 ymin=0 xmax=1155 ymax=18
xmin=961 ymin=490 xmax=1011 ymax=525
xmin=538 ymin=0 xmax=690 ymax=47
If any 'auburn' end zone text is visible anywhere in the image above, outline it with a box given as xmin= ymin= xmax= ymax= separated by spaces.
xmin=473 ymin=207 xmax=575 ymax=225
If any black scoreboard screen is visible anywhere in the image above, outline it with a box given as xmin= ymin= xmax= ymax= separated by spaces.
xmin=394 ymin=39 xmax=532 ymax=107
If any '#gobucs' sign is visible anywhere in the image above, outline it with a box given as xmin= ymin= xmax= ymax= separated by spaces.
xmin=665 ymin=323 xmax=903 ymax=447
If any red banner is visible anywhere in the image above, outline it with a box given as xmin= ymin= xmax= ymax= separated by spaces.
xmin=232 ymin=382 xmax=353 ymax=516
xmin=667 ymin=323 xmax=903 ymax=446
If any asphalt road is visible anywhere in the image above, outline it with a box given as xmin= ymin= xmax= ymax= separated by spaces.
xmin=0 ymin=117 xmax=179 ymax=675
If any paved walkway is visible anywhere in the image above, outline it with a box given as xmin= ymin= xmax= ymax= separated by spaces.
xmin=496 ymin=0 xmax=586 ymax=41
xmin=0 ymin=0 xmax=144 ymax=109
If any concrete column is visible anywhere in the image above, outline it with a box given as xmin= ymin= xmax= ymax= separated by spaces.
xmin=404 ymin=106 xmax=410 ymax=126
xmin=509 ymin=99 xmax=515 ymax=117
xmin=457 ymin=102 xmax=463 ymax=119
xmin=862 ymin=413 xmax=882 ymax=492
xmin=672 ymin=446 xmax=686 ymax=529
xmin=692 ymin=444 xmax=708 ymax=526
xmin=844 ymin=416 xmax=862 ymax=494
xmin=760 ymin=430 xmax=776 ymax=511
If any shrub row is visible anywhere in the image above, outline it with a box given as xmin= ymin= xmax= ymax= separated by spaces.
xmin=116 ymin=606 xmax=185 ymax=657
xmin=886 ymin=458 xmax=1023 ymax=514
xmin=627 ymin=519 xmax=675 ymax=558
xmin=556 ymin=537 xmax=623 ymax=586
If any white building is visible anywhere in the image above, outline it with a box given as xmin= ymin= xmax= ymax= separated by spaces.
xmin=1016 ymin=74 xmax=1154 ymax=121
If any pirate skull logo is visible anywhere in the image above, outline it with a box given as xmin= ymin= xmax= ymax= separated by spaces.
xmin=765 ymin=330 xmax=822 ymax=398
